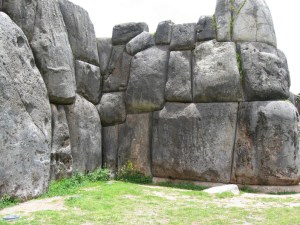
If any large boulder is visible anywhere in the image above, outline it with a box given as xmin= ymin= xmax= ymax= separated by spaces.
xmin=0 ymin=12 xmax=51 ymax=199
xmin=103 ymin=45 xmax=132 ymax=92
xmin=30 ymin=0 xmax=76 ymax=104
xmin=50 ymin=105 xmax=72 ymax=181
xmin=64 ymin=95 xmax=102 ymax=173
xmin=58 ymin=0 xmax=99 ymax=65
xmin=1 ymin=0 xmax=37 ymax=40
xmin=75 ymin=60 xmax=101 ymax=104
xmin=165 ymin=51 xmax=192 ymax=102
xmin=231 ymin=101 xmax=300 ymax=185
xmin=112 ymin=22 xmax=149 ymax=45
xmin=196 ymin=16 xmax=216 ymax=41
xmin=152 ymin=103 xmax=238 ymax=183
xmin=155 ymin=20 xmax=174 ymax=45
xmin=170 ymin=23 xmax=196 ymax=51
xmin=97 ymin=92 xmax=126 ymax=127
xmin=126 ymin=31 xmax=154 ymax=56
xmin=118 ymin=113 xmax=152 ymax=176
xmin=238 ymin=42 xmax=290 ymax=101
xmin=193 ymin=40 xmax=243 ymax=102
xmin=215 ymin=0 xmax=277 ymax=47
xmin=97 ymin=38 xmax=112 ymax=75
xmin=126 ymin=46 xmax=169 ymax=113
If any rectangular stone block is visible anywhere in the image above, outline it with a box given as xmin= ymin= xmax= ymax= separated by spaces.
xmin=152 ymin=103 xmax=238 ymax=183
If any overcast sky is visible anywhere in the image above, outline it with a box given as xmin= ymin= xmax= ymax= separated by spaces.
xmin=69 ymin=0 xmax=299 ymax=94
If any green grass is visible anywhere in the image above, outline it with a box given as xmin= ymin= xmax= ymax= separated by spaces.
xmin=1 ymin=170 xmax=300 ymax=225
xmin=0 ymin=195 xmax=19 ymax=210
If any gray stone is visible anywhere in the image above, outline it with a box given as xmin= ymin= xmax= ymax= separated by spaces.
xmin=233 ymin=0 xmax=277 ymax=47
xmin=30 ymin=0 xmax=76 ymax=104
xmin=238 ymin=42 xmax=290 ymax=101
xmin=231 ymin=101 xmax=300 ymax=185
xmin=97 ymin=92 xmax=126 ymax=127
xmin=193 ymin=40 xmax=243 ymax=102
xmin=64 ymin=95 xmax=102 ymax=173
xmin=97 ymin=38 xmax=112 ymax=75
xmin=102 ymin=126 xmax=119 ymax=173
xmin=58 ymin=0 xmax=99 ymax=65
xmin=0 ymin=12 xmax=51 ymax=199
xmin=103 ymin=46 xmax=132 ymax=92
xmin=196 ymin=16 xmax=216 ymax=41
xmin=204 ymin=185 xmax=240 ymax=195
xmin=2 ymin=0 xmax=37 ymax=40
xmin=215 ymin=0 xmax=277 ymax=47
xmin=296 ymin=95 xmax=300 ymax=113
xmin=170 ymin=23 xmax=196 ymax=51
xmin=75 ymin=60 xmax=101 ymax=104
xmin=50 ymin=105 xmax=72 ymax=181
xmin=214 ymin=0 xmax=231 ymax=41
xmin=289 ymin=93 xmax=296 ymax=106
xmin=165 ymin=51 xmax=192 ymax=102
xmin=118 ymin=113 xmax=152 ymax=176
xmin=112 ymin=22 xmax=149 ymax=45
xmin=0 ymin=0 xmax=2 ymax=10
xmin=155 ymin=20 xmax=174 ymax=45
xmin=152 ymin=103 xmax=238 ymax=183
xmin=126 ymin=46 xmax=169 ymax=113
xmin=126 ymin=31 xmax=155 ymax=56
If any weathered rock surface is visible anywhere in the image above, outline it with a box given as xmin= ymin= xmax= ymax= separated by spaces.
xmin=103 ymin=46 xmax=132 ymax=92
xmin=193 ymin=40 xmax=243 ymax=102
xmin=231 ymin=101 xmax=300 ymax=185
xmin=64 ymin=95 xmax=102 ymax=173
xmin=30 ymin=0 xmax=76 ymax=104
xmin=215 ymin=0 xmax=277 ymax=47
xmin=126 ymin=46 xmax=169 ymax=113
xmin=170 ymin=23 xmax=196 ymax=50
xmin=196 ymin=16 xmax=216 ymax=41
xmin=75 ymin=60 xmax=101 ymax=104
xmin=50 ymin=105 xmax=72 ymax=180
xmin=1 ymin=0 xmax=37 ymax=40
xmin=118 ymin=113 xmax=152 ymax=176
xmin=238 ymin=42 xmax=290 ymax=101
xmin=165 ymin=51 xmax=192 ymax=102
xmin=0 ymin=12 xmax=51 ymax=198
xmin=152 ymin=103 xmax=238 ymax=183
xmin=155 ymin=20 xmax=174 ymax=45
xmin=58 ymin=0 xmax=99 ymax=65
xmin=102 ymin=126 xmax=119 ymax=173
xmin=97 ymin=92 xmax=126 ymax=127
xmin=97 ymin=38 xmax=112 ymax=75
xmin=126 ymin=31 xmax=154 ymax=56
xmin=112 ymin=22 xmax=149 ymax=45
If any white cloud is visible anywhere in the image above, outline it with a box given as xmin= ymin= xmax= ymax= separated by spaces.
xmin=69 ymin=0 xmax=300 ymax=94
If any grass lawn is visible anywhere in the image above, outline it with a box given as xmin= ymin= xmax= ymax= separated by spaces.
xmin=1 ymin=170 xmax=300 ymax=224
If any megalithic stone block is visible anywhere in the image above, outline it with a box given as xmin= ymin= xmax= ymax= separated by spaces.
xmin=0 ymin=12 xmax=51 ymax=199
xmin=152 ymin=103 xmax=238 ymax=183
xmin=64 ymin=95 xmax=102 ymax=173
xmin=58 ymin=0 xmax=99 ymax=65
xmin=126 ymin=46 xmax=169 ymax=113
xmin=231 ymin=101 xmax=300 ymax=185
xmin=215 ymin=0 xmax=277 ymax=47
xmin=30 ymin=0 xmax=76 ymax=104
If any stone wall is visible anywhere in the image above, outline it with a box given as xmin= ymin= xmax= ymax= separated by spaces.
xmin=0 ymin=0 xmax=299 ymax=199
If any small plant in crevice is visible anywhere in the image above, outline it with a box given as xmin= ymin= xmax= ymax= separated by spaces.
xmin=0 ymin=194 xmax=19 ymax=210
xmin=116 ymin=161 xmax=152 ymax=184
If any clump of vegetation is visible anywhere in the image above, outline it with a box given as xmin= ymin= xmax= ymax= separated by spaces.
xmin=0 ymin=194 xmax=19 ymax=210
xmin=116 ymin=161 xmax=152 ymax=184
xmin=44 ymin=168 xmax=110 ymax=197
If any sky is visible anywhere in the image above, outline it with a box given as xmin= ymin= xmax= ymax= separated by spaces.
xmin=69 ymin=0 xmax=300 ymax=94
